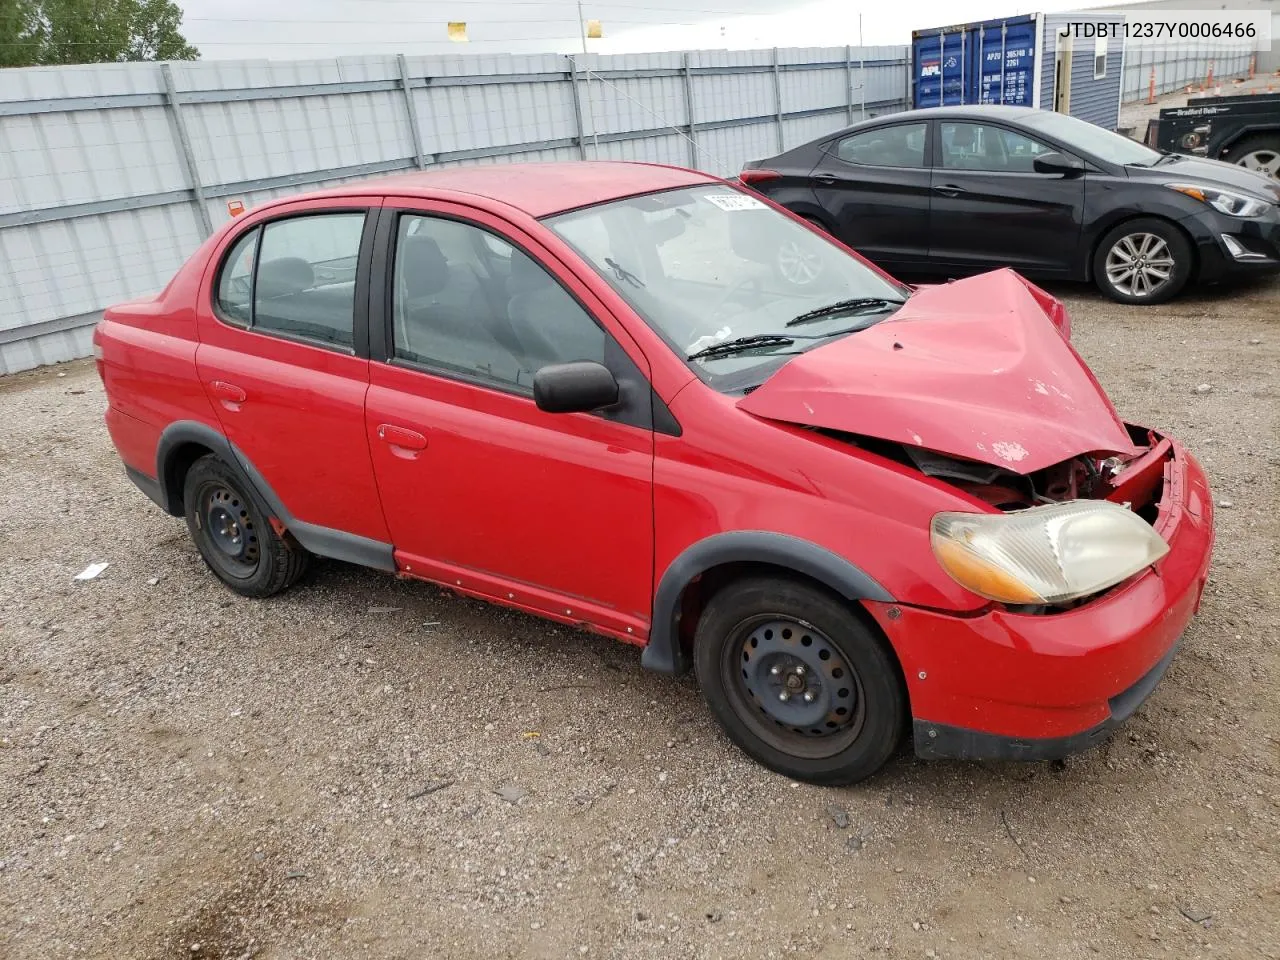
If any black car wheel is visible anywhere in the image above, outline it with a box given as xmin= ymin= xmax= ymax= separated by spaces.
xmin=1093 ymin=218 xmax=1192 ymax=305
xmin=183 ymin=454 xmax=308 ymax=598
xmin=1223 ymin=135 xmax=1280 ymax=182
xmin=694 ymin=577 xmax=905 ymax=785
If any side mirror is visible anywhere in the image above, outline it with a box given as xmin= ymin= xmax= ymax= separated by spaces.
xmin=533 ymin=361 xmax=619 ymax=414
xmin=1033 ymin=152 xmax=1086 ymax=176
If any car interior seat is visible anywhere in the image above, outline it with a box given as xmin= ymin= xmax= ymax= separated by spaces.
xmin=254 ymin=256 xmax=355 ymax=347
xmin=506 ymin=250 xmax=605 ymax=371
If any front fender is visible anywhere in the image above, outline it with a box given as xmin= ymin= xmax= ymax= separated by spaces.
xmin=642 ymin=531 xmax=893 ymax=674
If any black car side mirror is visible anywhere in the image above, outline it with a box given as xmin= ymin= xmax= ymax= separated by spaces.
xmin=533 ymin=361 xmax=619 ymax=414
xmin=1033 ymin=152 xmax=1086 ymax=176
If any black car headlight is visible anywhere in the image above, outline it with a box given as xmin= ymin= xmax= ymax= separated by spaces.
xmin=1167 ymin=183 xmax=1270 ymax=218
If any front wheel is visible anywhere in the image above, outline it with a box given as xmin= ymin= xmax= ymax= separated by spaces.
xmin=1092 ymin=218 xmax=1192 ymax=305
xmin=693 ymin=577 xmax=906 ymax=785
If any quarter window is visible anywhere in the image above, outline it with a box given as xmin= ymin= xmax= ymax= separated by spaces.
xmin=940 ymin=122 xmax=1054 ymax=173
xmin=391 ymin=214 xmax=605 ymax=392
xmin=216 ymin=228 xmax=258 ymax=326
xmin=834 ymin=123 xmax=928 ymax=168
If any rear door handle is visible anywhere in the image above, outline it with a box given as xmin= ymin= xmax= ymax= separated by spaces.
xmin=932 ymin=184 xmax=966 ymax=197
xmin=813 ymin=173 xmax=840 ymax=185
xmin=377 ymin=423 xmax=428 ymax=456
xmin=210 ymin=380 xmax=246 ymax=410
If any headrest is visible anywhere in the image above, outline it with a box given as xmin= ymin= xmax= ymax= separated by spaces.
xmin=949 ymin=125 xmax=977 ymax=149
xmin=399 ymin=234 xmax=449 ymax=298
xmin=256 ymin=257 xmax=314 ymax=299
xmin=508 ymin=249 xmax=553 ymax=297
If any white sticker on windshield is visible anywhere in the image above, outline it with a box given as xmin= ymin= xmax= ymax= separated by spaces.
xmin=702 ymin=193 xmax=767 ymax=212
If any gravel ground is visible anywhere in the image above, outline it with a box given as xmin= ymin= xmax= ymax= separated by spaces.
xmin=2 ymin=275 xmax=1279 ymax=960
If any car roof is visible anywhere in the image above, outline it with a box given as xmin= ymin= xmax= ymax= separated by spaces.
xmin=829 ymin=105 xmax=1041 ymax=137
xmin=285 ymin=161 xmax=719 ymax=218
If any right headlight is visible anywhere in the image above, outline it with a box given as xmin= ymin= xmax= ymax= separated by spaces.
xmin=1167 ymin=182 xmax=1270 ymax=218
xmin=930 ymin=501 xmax=1169 ymax=605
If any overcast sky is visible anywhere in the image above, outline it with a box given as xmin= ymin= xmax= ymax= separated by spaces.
xmin=176 ymin=0 xmax=1093 ymax=60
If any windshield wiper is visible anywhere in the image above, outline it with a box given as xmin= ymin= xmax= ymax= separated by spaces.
xmin=687 ymin=334 xmax=795 ymax=361
xmin=604 ymin=257 xmax=645 ymax=288
xmin=786 ymin=297 xmax=906 ymax=327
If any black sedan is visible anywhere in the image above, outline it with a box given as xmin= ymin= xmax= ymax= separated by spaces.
xmin=741 ymin=106 xmax=1280 ymax=304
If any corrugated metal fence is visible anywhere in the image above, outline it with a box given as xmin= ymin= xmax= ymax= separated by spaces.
xmin=1121 ymin=41 xmax=1255 ymax=102
xmin=0 ymin=45 xmax=908 ymax=374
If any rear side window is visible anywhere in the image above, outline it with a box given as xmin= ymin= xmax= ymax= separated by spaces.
xmin=254 ymin=213 xmax=366 ymax=348
xmin=834 ymin=123 xmax=928 ymax=168
xmin=213 ymin=211 xmax=367 ymax=349
xmin=216 ymin=228 xmax=258 ymax=326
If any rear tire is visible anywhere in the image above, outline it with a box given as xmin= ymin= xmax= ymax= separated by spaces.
xmin=693 ymin=577 xmax=905 ymax=785
xmin=182 ymin=454 xmax=308 ymax=598
xmin=1223 ymin=135 xmax=1280 ymax=182
xmin=1092 ymin=217 xmax=1192 ymax=305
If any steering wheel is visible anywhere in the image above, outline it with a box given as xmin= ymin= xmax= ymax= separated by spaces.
xmin=708 ymin=275 xmax=763 ymax=326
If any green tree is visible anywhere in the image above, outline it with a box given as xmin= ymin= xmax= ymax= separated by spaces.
xmin=0 ymin=0 xmax=42 ymax=68
xmin=1 ymin=0 xmax=198 ymax=67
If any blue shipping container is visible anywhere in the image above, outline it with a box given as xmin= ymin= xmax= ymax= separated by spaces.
xmin=912 ymin=15 xmax=1039 ymax=109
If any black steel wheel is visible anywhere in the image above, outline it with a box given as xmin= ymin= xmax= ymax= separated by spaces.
xmin=694 ymin=577 xmax=905 ymax=785
xmin=182 ymin=454 xmax=308 ymax=598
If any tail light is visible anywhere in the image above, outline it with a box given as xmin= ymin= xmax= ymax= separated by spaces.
xmin=738 ymin=169 xmax=782 ymax=188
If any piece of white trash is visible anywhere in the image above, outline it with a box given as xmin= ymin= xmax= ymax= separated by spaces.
xmin=74 ymin=562 xmax=110 ymax=581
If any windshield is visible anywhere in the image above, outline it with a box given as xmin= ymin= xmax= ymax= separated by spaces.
xmin=544 ymin=185 xmax=909 ymax=390
xmin=1020 ymin=110 xmax=1162 ymax=167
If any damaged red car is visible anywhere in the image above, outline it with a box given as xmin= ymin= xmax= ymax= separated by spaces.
xmin=95 ymin=162 xmax=1214 ymax=784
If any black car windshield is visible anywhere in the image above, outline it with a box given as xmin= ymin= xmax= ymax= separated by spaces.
xmin=544 ymin=185 xmax=909 ymax=390
xmin=1020 ymin=110 xmax=1163 ymax=167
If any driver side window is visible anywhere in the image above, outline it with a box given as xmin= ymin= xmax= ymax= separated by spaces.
xmin=940 ymin=122 xmax=1054 ymax=173
xmin=391 ymin=214 xmax=605 ymax=393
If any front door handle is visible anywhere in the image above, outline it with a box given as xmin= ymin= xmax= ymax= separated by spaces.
xmin=813 ymin=173 xmax=840 ymax=185
xmin=210 ymin=380 xmax=246 ymax=410
xmin=932 ymin=184 xmax=967 ymax=197
xmin=377 ymin=423 xmax=428 ymax=456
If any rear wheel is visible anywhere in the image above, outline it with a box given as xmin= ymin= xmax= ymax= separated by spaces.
xmin=693 ymin=577 xmax=905 ymax=785
xmin=182 ymin=454 xmax=308 ymax=598
xmin=1093 ymin=218 xmax=1192 ymax=305
xmin=1223 ymin=135 xmax=1280 ymax=182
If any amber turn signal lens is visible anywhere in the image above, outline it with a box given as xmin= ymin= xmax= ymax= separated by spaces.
xmin=930 ymin=535 xmax=1045 ymax=605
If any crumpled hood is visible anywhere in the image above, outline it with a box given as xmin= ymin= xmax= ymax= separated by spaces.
xmin=737 ymin=269 xmax=1139 ymax=475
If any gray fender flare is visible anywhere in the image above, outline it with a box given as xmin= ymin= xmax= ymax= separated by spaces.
xmin=153 ymin=420 xmax=395 ymax=572
xmin=641 ymin=531 xmax=894 ymax=674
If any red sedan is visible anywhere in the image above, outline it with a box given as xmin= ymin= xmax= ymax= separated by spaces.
xmin=94 ymin=162 xmax=1214 ymax=784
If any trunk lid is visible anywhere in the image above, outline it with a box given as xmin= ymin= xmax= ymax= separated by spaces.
xmin=737 ymin=269 xmax=1138 ymax=475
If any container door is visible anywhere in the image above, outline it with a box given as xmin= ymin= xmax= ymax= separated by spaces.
xmin=976 ymin=18 xmax=1038 ymax=106
xmin=915 ymin=31 xmax=966 ymax=107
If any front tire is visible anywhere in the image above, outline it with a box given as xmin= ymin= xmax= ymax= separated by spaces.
xmin=693 ymin=577 xmax=905 ymax=785
xmin=1092 ymin=217 xmax=1192 ymax=305
xmin=182 ymin=454 xmax=308 ymax=598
